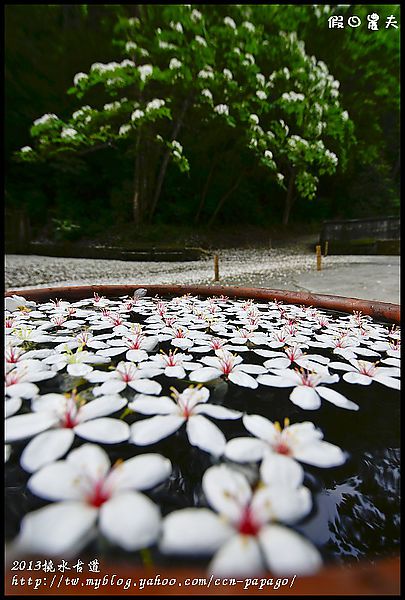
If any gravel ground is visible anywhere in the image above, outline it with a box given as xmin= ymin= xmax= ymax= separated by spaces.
xmin=5 ymin=249 xmax=400 ymax=304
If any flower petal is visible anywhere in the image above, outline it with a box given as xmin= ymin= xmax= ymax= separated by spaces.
xmin=96 ymin=380 xmax=127 ymax=395
xmin=243 ymin=414 xmax=279 ymax=443
xmin=253 ymin=484 xmax=312 ymax=525
xmin=228 ymin=371 xmax=258 ymax=388
xmin=259 ymin=524 xmax=322 ymax=575
xmin=128 ymin=395 xmax=178 ymax=415
xmin=74 ymin=418 xmax=129 ymax=443
xmin=225 ymin=438 xmax=267 ymax=463
xmin=293 ymin=440 xmax=346 ymax=468
xmin=78 ymin=395 xmax=127 ymax=422
xmin=186 ymin=415 xmax=226 ymax=456
xmin=67 ymin=443 xmax=110 ymax=481
xmin=109 ymin=453 xmax=172 ymax=492
xmin=317 ymin=386 xmax=359 ymax=410
xmin=130 ymin=415 xmax=185 ymax=445
xmin=99 ymin=492 xmax=161 ymax=551
xmin=5 ymin=412 xmax=59 ymax=443
xmin=129 ymin=378 xmax=162 ymax=395
xmin=6 ymin=382 xmax=39 ymax=399
xmin=160 ymin=508 xmax=234 ymax=555
xmin=21 ymin=429 xmax=75 ymax=473
xmin=209 ymin=534 xmax=264 ymax=577
xmin=194 ymin=404 xmax=242 ymax=420
xmin=13 ymin=501 xmax=97 ymax=558
xmin=260 ymin=453 xmax=304 ymax=489
xmin=190 ymin=367 xmax=222 ymax=383
xmin=28 ymin=461 xmax=86 ymax=500
xmin=289 ymin=386 xmax=321 ymax=410
xmin=203 ymin=465 xmax=251 ymax=523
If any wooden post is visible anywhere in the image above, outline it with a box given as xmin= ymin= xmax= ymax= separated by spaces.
xmin=214 ymin=254 xmax=219 ymax=281
xmin=316 ymin=245 xmax=322 ymax=271
xmin=324 ymin=240 xmax=329 ymax=257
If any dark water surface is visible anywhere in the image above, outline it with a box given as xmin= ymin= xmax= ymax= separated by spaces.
xmin=5 ymin=297 xmax=400 ymax=569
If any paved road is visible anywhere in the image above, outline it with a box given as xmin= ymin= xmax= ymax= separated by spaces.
xmin=5 ymin=252 xmax=400 ymax=305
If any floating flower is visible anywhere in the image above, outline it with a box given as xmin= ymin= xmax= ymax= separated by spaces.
xmin=160 ymin=460 xmax=322 ymax=576
xmin=86 ymin=360 xmax=161 ymax=396
xmin=191 ymin=349 xmax=265 ymax=388
xmin=12 ymin=444 xmax=171 ymax=557
xmin=42 ymin=347 xmax=110 ymax=377
xmin=5 ymin=390 xmax=129 ymax=472
xmin=225 ymin=415 xmax=346 ymax=467
xmin=257 ymin=367 xmax=358 ymax=410
xmin=129 ymin=385 xmax=241 ymax=455
xmin=328 ymin=359 xmax=400 ymax=389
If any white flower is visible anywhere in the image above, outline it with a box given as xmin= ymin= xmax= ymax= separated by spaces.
xmin=328 ymin=358 xmax=400 ymax=389
xmin=223 ymin=68 xmax=233 ymax=80
xmin=198 ymin=68 xmax=214 ymax=79
xmin=121 ymin=59 xmax=135 ymax=68
xmin=249 ymin=114 xmax=259 ymax=124
xmin=61 ymin=128 xmax=78 ymax=139
xmin=85 ymin=360 xmax=162 ymax=396
xmin=224 ymin=16 xmax=237 ymax=29
xmin=33 ymin=113 xmax=59 ymax=127
xmin=191 ymin=9 xmax=202 ymax=22
xmin=103 ymin=101 xmax=120 ymax=111
xmin=214 ymin=104 xmax=229 ymax=116
xmin=119 ymin=124 xmax=132 ymax=136
xmin=12 ymin=444 xmax=171 ymax=557
xmin=131 ymin=109 xmax=145 ymax=121
xmin=244 ymin=53 xmax=255 ymax=65
xmin=73 ymin=72 xmax=88 ymax=86
xmin=256 ymin=73 xmax=266 ymax=86
xmin=125 ymin=41 xmax=137 ymax=53
xmin=257 ymin=366 xmax=358 ymax=410
xmin=141 ymin=350 xmax=200 ymax=379
xmin=20 ymin=146 xmax=32 ymax=153
xmin=129 ymin=386 xmax=241 ymax=455
xmin=42 ymin=345 xmax=109 ymax=376
xmin=201 ymin=88 xmax=213 ymax=101
xmin=256 ymin=90 xmax=267 ymax=100
xmin=170 ymin=21 xmax=183 ymax=33
xmin=5 ymin=364 xmax=56 ymax=400
xmin=169 ymin=57 xmax=182 ymax=70
xmin=190 ymin=349 xmax=265 ymax=389
xmin=264 ymin=150 xmax=273 ymax=160
xmin=195 ymin=35 xmax=207 ymax=47
xmin=138 ymin=64 xmax=153 ymax=82
xmin=341 ymin=110 xmax=349 ymax=121
xmin=6 ymin=391 xmax=129 ymax=473
xmin=242 ymin=21 xmax=255 ymax=32
xmin=225 ymin=415 xmax=346 ymax=468
xmin=172 ymin=140 xmax=183 ymax=153
xmin=160 ymin=461 xmax=322 ymax=577
xmin=146 ymin=99 xmax=165 ymax=112
xmin=277 ymin=173 xmax=284 ymax=183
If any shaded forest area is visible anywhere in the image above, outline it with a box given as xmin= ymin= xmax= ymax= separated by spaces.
xmin=5 ymin=5 xmax=399 ymax=247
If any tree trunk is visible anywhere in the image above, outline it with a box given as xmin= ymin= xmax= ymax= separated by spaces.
xmin=282 ymin=171 xmax=296 ymax=226
xmin=194 ymin=157 xmax=218 ymax=224
xmin=207 ymin=172 xmax=245 ymax=227
xmin=148 ymin=94 xmax=192 ymax=222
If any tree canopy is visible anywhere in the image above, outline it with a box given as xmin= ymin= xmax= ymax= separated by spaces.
xmin=6 ymin=4 xmax=399 ymax=238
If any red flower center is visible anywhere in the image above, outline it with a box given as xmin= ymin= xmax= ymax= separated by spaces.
xmin=238 ymin=507 xmax=260 ymax=536
xmin=275 ymin=442 xmax=291 ymax=455
xmin=87 ymin=480 xmax=110 ymax=508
